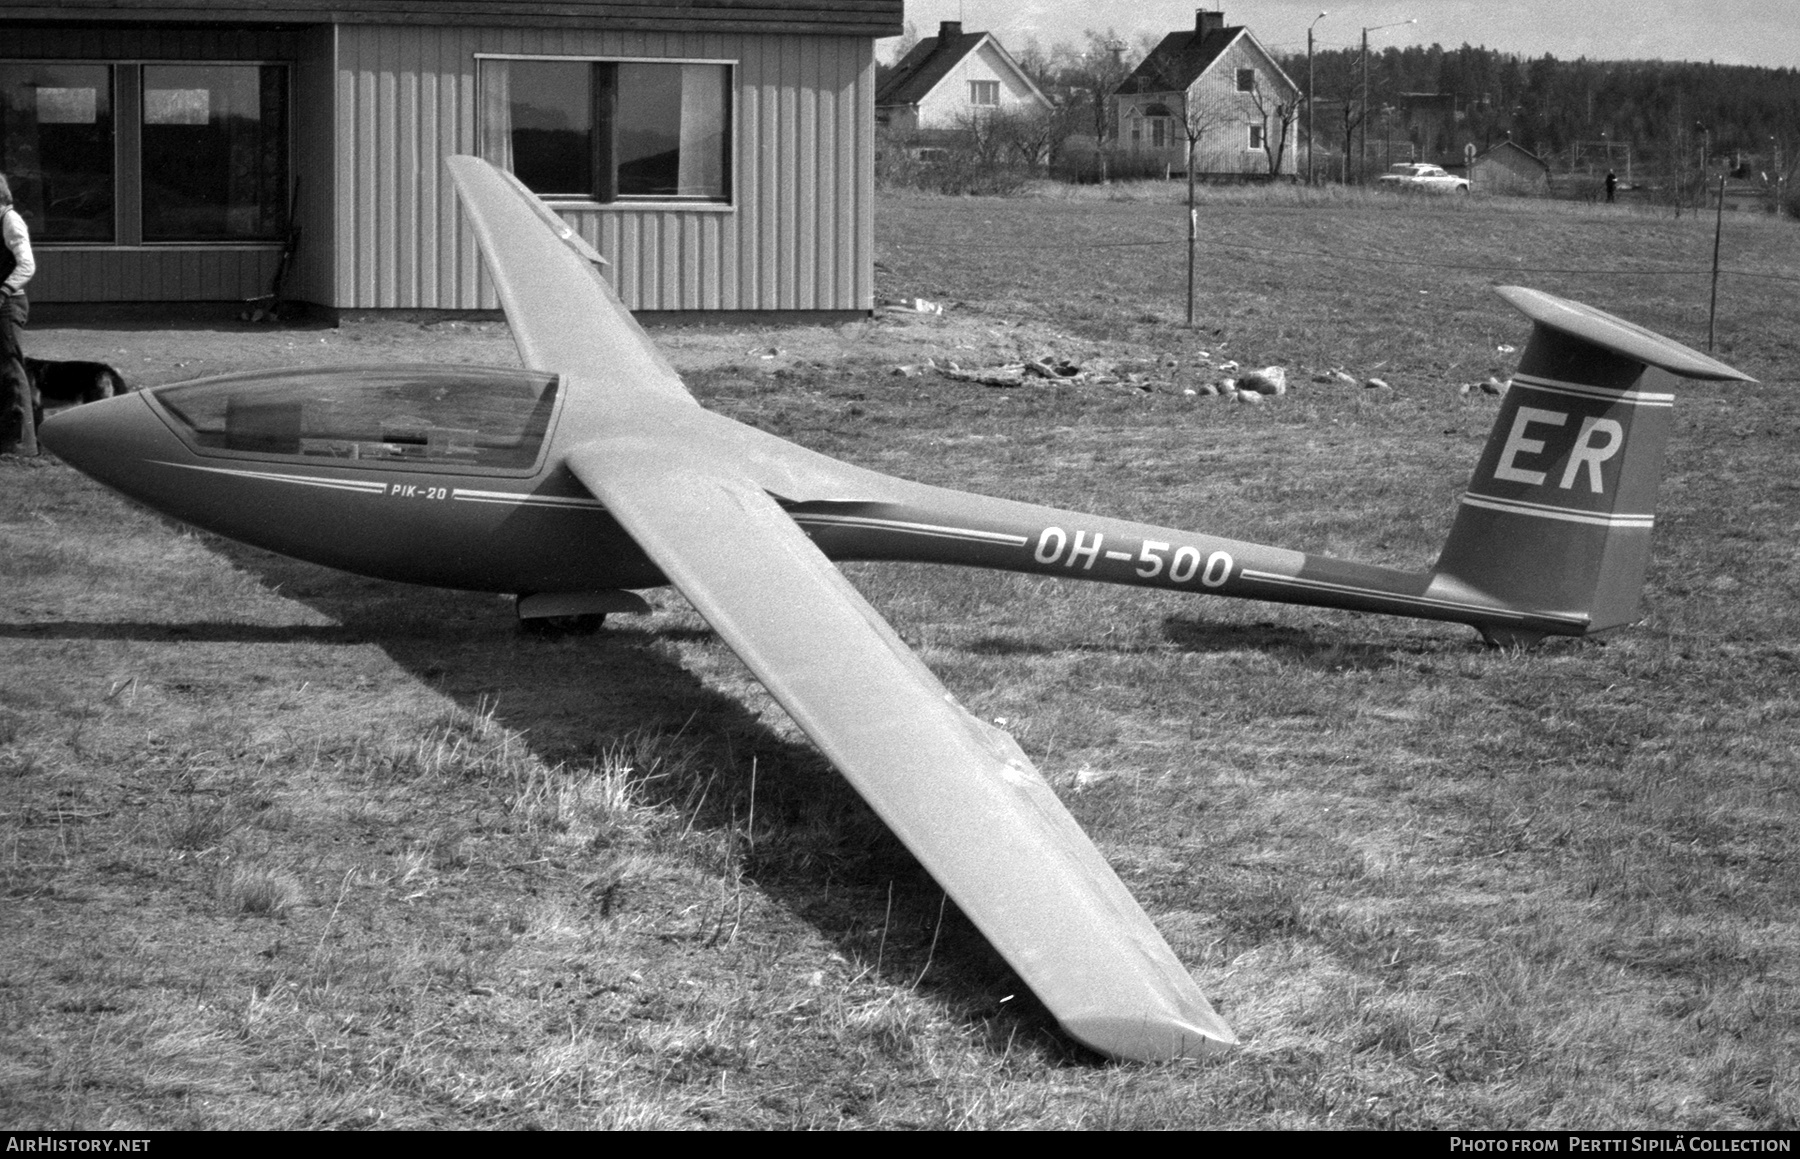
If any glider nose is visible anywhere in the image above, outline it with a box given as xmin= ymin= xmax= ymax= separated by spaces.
xmin=39 ymin=391 xmax=168 ymax=491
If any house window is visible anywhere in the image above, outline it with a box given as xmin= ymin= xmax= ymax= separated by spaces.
xmin=969 ymin=80 xmax=999 ymax=107
xmin=1151 ymin=119 xmax=1167 ymax=149
xmin=1237 ymin=68 xmax=1256 ymax=93
xmin=479 ymin=58 xmax=732 ymax=203
xmin=1 ymin=61 xmax=288 ymax=244
xmin=1249 ymin=125 xmax=1265 ymax=150
xmin=142 ymin=65 xmax=288 ymax=241
xmin=0 ymin=63 xmax=115 ymax=241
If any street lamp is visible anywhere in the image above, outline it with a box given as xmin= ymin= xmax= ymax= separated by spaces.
xmin=1360 ymin=19 xmax=1415 ymax=182
xmin=1306 ymin=11 xmax=1327 ymax=186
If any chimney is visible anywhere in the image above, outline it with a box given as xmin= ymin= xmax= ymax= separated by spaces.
xmin=938 ymin=21 xmax=963 ymax=42
xmin=1196 ymin=9 xmax=1225 ymax=38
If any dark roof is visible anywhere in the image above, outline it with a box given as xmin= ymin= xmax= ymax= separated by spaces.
xmin=2 ymin=1 xmax=904 ymax=37
xmin=1480 ymin=139 xmax=1550 ymax=168
xmin=1118 ymin=25 xmax=1243 ymax=94
xmin=876 ymin=28 xmax=990 ymax=106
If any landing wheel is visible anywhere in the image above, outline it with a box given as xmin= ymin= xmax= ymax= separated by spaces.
xmin=520 ymin=613 xmax=606 ymax=637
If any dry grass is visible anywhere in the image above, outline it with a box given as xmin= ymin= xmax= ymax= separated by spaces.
xmin=2 ymin=186 xmax=1797 ymax=1128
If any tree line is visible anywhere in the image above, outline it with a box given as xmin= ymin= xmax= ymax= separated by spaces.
xmin=1291 ymin=42 xmax=1800 ymax=172
xmin=879 ymin=27 xmax=1800 ymax=185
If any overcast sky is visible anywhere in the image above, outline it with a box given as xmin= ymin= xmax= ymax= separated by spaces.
xmin=889 ymin=1 xmax=1800 ymax=69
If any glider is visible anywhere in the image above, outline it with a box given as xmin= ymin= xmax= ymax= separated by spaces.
xmin=40 ymin=156 xmax=1752 ymax=1061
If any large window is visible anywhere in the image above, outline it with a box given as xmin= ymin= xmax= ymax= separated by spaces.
xmin=0 ymin=64 xmax=115 ymax=241
xmin=142 ymin=65 xmax=288 ymax=241
xmin=0 ymin=60 xmax=287 ymax=244
xmin=969 ymin=80 xmax=999 ymax=107
xmin=479 ymin=58 xmax=731 ymax=203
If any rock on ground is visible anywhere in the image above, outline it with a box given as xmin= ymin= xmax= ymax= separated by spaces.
xmin=1238 ymin=366 xmax=1287 ymax=395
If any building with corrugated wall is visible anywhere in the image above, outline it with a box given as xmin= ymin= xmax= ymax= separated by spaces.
xmin=1 ymin=1 xmax=901 ymax=318
xmin=1471 ymin=139 xmax=1551 ymax=196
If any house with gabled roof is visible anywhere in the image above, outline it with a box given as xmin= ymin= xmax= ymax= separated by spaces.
xmin=1 ymin=1 xmax=901 ymax=319
xmin=876 ymin=22 xmax=1051 ymax=136
xmin=1115 ymin=9 xmax=1301 ymax=177
xmin=1472 ymin=138 xmax=1552 ymax=195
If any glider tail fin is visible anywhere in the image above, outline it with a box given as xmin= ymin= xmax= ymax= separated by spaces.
xmin=1430 ymin=287 xmax=1753 ymax=645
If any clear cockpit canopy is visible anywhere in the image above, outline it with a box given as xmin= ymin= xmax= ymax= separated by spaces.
xmin=152 ymin=364 xmax=560 ymax=472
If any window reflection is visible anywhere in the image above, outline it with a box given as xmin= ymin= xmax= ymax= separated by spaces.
xmin=479 ymin=58 xmax=731 ymax=203
xmin=142 ymin=64 xmax=287 ymax=241
xmin=155 ymin=365 xmax=560 ymax=472
xmin=0 ymin=63 xmax=115 ymax=241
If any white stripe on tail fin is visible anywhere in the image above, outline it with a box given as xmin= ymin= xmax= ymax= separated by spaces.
xmin=1432 ymin=287 xmax=1753 ymax=646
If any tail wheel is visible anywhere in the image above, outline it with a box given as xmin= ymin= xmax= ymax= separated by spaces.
xmin=521 ymin=613 xmax=606 ymax=637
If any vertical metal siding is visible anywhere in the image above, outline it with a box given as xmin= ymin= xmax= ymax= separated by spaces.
xmin=331 ymin=25 xmax=873 ymax=312
xmin=28 ymin=248 xmax=282 ymax=302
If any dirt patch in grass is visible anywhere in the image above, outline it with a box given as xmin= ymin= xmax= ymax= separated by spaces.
xmin=3 ymin=189 xmax=1797 ymax=1128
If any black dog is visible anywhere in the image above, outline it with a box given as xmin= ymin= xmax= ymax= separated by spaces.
xmin=24 ymin=357 xmax=129 ymax=427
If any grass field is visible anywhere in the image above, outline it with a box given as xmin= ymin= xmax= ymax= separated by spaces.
xmin=2 ymin=187 xmax=1797 ymax=1129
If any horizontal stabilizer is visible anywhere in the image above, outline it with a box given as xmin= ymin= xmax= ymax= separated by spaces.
xmin=1494 ymin=286 xmax=1754 ymax=383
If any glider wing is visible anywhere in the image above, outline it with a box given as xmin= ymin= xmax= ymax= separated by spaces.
xmin=564 ymin=433 xmax=1235 ymax=1060
xmin=445 ymin=154 xmax=697 ymax=408
xmin=448 ymin=153 xmax=1234 ymax=1058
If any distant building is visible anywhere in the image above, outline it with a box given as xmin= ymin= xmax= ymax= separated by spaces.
xmin=877 ymin=21 xmax=1051 ymax=135
xmin=1114 ymin=9 xmax=1300 ymax=176
xmin=1396 ymin=92 xmax=1460 ymax=161
xmin=1472 ymin=139 xmax=1551 ymax=195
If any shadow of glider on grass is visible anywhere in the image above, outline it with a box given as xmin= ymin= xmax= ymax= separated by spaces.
xmin=41 ymin=156 xmax=1753 ymax=1062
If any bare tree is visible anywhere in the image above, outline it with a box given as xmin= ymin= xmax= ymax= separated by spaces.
xmin=1077 ymin=29 xmax=1135 ymax=155
xmin=996 ymin=106 xmax=1070 ymax=173
xmin=1161 ymin=82 xmax=1235 ymax=326
xmin=1247 ymin=78 xmax=1301 ymax=176
xmin=956 ymin=107 xmax=1010 ymax=169
xmin=1013 ymin=36 xmax=1057 ymax=92
xmin=1130 ymin=50 xmax=1235 ymax=202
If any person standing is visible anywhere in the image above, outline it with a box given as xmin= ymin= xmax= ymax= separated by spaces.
xmin=1 ymin=173 xmax=37 ymax=456
xmin=1604 ymin=169 xmax=1618 ymax=204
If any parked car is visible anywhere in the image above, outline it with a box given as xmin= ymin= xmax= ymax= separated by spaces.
xmin=1376 ymin=162 xmax=1470 ymax=193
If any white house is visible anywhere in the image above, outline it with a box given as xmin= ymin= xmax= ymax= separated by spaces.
xmin=876 ymin=21 xmax=1050 ymax=136
xmin=1115 ymin=9 xmax=1301 ymax=176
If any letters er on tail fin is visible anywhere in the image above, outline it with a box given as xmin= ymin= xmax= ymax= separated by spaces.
xmin=1431 ymin=287 xmax=1755 ymax=648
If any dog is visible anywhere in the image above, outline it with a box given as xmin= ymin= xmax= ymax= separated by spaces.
xmin=23 ymin=357 xmax=130 ymax=428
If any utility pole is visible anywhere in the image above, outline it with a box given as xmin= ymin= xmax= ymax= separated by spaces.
xmin=1307 ymin=11 xmax=1327 ymax=185
xmin=1776 ymin=138 xmax=1785 ymax=216
xmin=1698 ymin=121 xmax=1710 ymax=206
xmin=1360 ymin=19 xmax=1413 ymax=183
xmin=1709 ymin=175 xmax=1725 ymax=350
